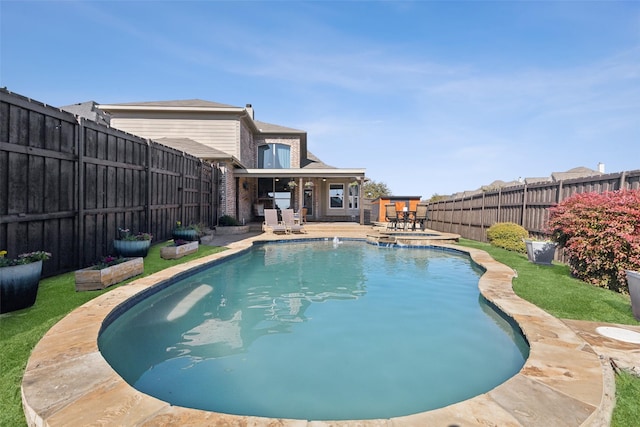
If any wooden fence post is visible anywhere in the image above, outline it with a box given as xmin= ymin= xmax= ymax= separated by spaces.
xmin=76 ymin=118 xmax=85 ymax=269
xmin=521 ymin=184 xmax=528 ymax=229
xmin=145 ymin=139 xmax=152 ymax=234
xmin=497 ymin=188 xmax=502 ymax=222
xmin=620 ymin=171 xmax=627 ymax=190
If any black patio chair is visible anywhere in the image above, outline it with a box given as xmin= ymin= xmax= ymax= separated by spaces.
xmin=385 ymin=204 xmax=400 ymax=230
xmin=413 ymin=204 xmax=428 ymax=231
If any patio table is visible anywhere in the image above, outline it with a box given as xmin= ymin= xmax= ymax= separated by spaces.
xmin=398 ymin=210 xmax=416 ymax=230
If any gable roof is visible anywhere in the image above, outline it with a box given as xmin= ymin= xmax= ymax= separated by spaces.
xmin=154 ymin=137 xmax=243 ymax=166
xmin=105 ymin=99 xmax=239 ymax=109
xmin=301 ymin=151 xmax=335 ymax=169
xmin=254 ymin=120 xmax=305 ymax=134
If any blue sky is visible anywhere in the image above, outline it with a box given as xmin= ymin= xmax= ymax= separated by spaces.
xmin=2 ymin=1 xmax=639 ymax=198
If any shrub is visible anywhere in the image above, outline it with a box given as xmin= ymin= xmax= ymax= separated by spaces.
xmin=218 ymin=215 xmax=240 ymax=226
xmin=548 ymin=189 xmax=640 ymax=293
xmin=486 ymin=222 xmax=529 ymax=253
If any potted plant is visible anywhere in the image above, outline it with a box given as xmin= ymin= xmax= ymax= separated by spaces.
xmin=625 ymin=270 xmax=640 ymax=320
xmin=113 ymin=228 xmax=153 ymax=258
xmin=160 ymin=239 xmax=199 ymax=260
xmin=172 ymin=221 xmax=200 ymax=242
xmin=523 ymin=239 xmax=557 ymax=265
xmin=287 ymin=180 xmax=297 ymax=189
xmin=74 ymin=255 xmax=144 ymax=291
xmin=0 ymin=250 xmax=52 ymax=313
xmin=216 ymin=215 xmax=250 ymax=236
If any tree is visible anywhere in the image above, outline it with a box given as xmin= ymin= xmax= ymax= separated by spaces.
xmin=362 ymin=180 xmax=391 ymax=199
xmin=427 ymin=193 xmax=449 ymax=203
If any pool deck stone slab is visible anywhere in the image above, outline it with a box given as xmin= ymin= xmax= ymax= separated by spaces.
xmin=21 ymin=225 xmax=638 ymax=426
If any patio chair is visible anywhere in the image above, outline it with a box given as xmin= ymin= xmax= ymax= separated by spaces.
xmin=413 ymin=204 xmax=428 ymax=231
xmin=385 ymin=204 xmax=400 ymax=230
xmin=263 ymin=209 xmax=288 ymax=234
xmin=282 ymin=209 xmax=306 ymax=234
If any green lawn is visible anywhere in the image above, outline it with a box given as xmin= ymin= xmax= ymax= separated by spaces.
xmin=457 ymin=238 xmax=640 ymax=427
xmin=2 ymin=239 xmax=639 ymax=426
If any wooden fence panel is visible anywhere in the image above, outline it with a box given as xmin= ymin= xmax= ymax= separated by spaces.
xmin=1 ymin=89 xmax=218 ymax=276
xmin=149 ymin=142 xmax=184 ymax=242
xmin=427 ymin=170 xmax=640 ymax=245
xmin=0 ymin=92 xmax=79 ymax=276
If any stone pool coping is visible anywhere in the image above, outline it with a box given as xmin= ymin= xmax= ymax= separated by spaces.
xmin=22 ymin=232 xmax=613 ymax=426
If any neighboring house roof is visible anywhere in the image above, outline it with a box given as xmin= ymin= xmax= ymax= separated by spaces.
xmin=60 ymin=101 xmax=111 ymax=126
xmin=551 ymin=166 xmax=602 ymax=182
xmin=154 ymin=137 xmax=243 ymax=166
xmin=524 ymin=177 xmax=552 ymax=184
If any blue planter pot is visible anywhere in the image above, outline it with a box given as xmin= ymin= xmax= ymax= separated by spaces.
xmin=0 ymin=260 xmax=43 ymax=313
xmin=113 ymin=239 xmax=151 ymax=258
xmin=172 ymin=229 xmax=199 ymax=242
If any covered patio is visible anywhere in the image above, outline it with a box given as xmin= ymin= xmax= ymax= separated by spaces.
xmin=234 ymin=168 xmax=367 ymax=225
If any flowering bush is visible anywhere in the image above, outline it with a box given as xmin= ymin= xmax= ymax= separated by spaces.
xmin=92 ymin=255 xmax=126 ymax=270
xmin=548 ymin=189 xmax=640 ymax=293
xmin=174 ymin=221 xmax=201 ymax=233
xmin=117 ymin=228 xmax=152 ymax=241
xmin=0 ymin=250 xmax=52 ymax=267
xmin=486 ymin=222 xmax=529 ymax=254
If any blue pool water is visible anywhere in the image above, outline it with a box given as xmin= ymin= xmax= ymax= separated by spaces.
xmin=99 ymin=240 xmax=528 ymax=421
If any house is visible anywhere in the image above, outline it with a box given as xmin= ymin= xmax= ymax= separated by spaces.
xmin=93 ymin=99 xmax=367 ymax=224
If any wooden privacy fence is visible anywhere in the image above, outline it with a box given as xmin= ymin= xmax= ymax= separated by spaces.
xmin=0 ymin=90 xmax=219 ymax=277
xmin=425 ymin=170 xmax=640 ymax=243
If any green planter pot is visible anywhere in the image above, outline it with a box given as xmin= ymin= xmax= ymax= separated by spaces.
xmin=0 ymin=260 xmax=43 ymax=313
xmin=113 ymin=239 xmax=151 ymax=258
xmin=172 ymin=229 xmax=199 ymax=242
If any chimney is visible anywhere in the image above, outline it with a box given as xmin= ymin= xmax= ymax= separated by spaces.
xmin=597 ymin=162 xmax=605 ymax=173
xmin=245 ymin=104 xmax=254 ymax=119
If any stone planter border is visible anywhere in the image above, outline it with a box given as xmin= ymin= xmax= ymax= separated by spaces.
xmin=215 ymin=225 xmax=250 ymax=236
xmin=160 ymin=241 xmax=199 ymax=260
xmin=74 ymin=257 xmax=144 ymax=292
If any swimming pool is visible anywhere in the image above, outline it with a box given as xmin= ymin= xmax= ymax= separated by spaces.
xmin=98 ymin=240 xmax=529 ymax=421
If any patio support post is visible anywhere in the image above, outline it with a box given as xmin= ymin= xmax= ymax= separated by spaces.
xmin=298 ymin=177 xmax=303 ymax=212
xmin=359 ymin=178 xmax=364 ymax=225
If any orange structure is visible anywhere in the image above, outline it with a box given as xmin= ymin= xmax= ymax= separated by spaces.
xmin=372 ymin=196 xmax=422 ymax=223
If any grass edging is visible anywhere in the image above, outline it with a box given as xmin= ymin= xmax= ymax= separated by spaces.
xmin=0 ymin=242 xmax=226 ymax=427
xmin=456 ymin=238 xmax=640 ymax=426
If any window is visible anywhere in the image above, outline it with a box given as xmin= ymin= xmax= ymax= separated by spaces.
xmin=349 ymin=184 xmax=359 ymax=209
xmin=258 ymin=144 xmax=291 ymax=169
xmin=257 ymin=178 xmax=292 ymax=210
xmin=329 ymin=184 xmax=344 ymax=209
